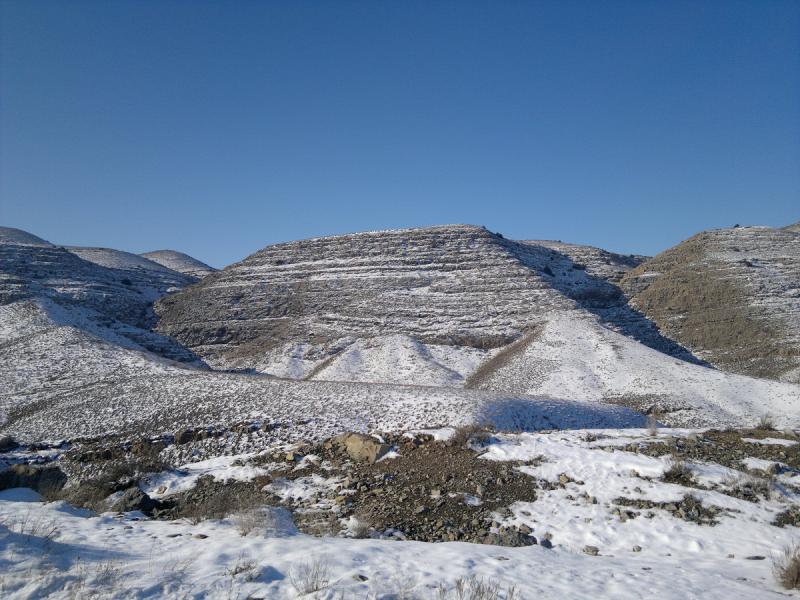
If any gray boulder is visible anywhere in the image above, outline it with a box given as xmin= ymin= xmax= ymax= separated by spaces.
xmin=106 ymin=487 xmax=157 ymax=513
xmin=331 ymin=433 xmax=391 ymax=464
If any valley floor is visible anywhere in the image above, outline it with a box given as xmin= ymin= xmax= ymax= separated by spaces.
xmin=2 ymin=428 xmax=800 ymax=599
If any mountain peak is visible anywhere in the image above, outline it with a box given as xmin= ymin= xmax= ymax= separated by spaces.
xmin=0 ymin=226 xmax=52 ymax=247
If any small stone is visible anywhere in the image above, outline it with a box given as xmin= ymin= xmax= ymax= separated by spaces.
xmin=583 ymin=545 xmax=599 ymax=556
xmin=632 ymin=545 xmax=642 ymax=552
xmin=540 ymin=538 xmax=553 ymax=549
xmin=194 ymin=533 xmax=208 ymax=539
xmin=559 ymin=474 xmax=571 ymax=485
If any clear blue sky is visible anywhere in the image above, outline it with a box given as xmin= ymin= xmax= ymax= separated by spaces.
xmin=1 ymin=1 xmax=798 ymax=268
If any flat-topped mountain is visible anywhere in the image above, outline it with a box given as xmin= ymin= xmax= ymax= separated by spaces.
xmin=141 ymin=249 xmax=217 ymax=278
xmin=622 ymin=224 xmax=800 ymax=384
xmin=155 ymin=224 xmax=688 ymax=376
xmin=154 ymin=225 xmax=568 ymax=366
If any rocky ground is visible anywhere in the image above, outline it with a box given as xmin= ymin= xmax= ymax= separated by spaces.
xmin=3 ymin=425 xmax=800 ymax=597
xmin=4 ymin=424 xmax=799 ymax=548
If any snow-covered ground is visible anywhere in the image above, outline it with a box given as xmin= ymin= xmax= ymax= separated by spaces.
xmin=1 ymin=428 xmax=797 ymax=599
xmin=474 ymin=314 xmax=800 ymax=427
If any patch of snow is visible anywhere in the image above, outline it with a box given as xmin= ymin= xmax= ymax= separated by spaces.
xmin=741 ymin=437 xmax=799 ymax=447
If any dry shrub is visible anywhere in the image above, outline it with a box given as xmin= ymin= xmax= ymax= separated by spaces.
xmin=289 ymin=557 xmax=330 ymax=595
xmin=436 ymin=576 xmax=519 ymax=600
xmin=774 ymin=544 xmax=800 ymax=589
xmin=450 ymin=424 xmax=492 ymax=448
xmin=179 ymin=482 xmax=265 ymax=525
xmin=757 ymin=414 xmax=776 ymax=431
xmin=723 ymin=472 xmax=774 ymax=501
xmin=662 ymin=460 xmax=694 ymax=485
xmin=226 ymin=553 xmax=259 ymax=581
xmin=350 ymin=514 xmax=371 ymax=539
xmin=232 ymin=506 xmax=286 ymax=536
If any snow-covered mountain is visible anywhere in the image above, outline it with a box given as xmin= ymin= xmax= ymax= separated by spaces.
xmin=141 ymin=249 xmax=216 ymax=278
xmin=0 ymin=230 xmax=201 ymax=363
xmin=1 ymin=223 xmax=799 ymax=441
xmin=153 ymin=224 xmax=800 ymax=426
xmin=154 ymin=224 xmax=695 ymax=371
xmin=0 ymin=226 xmax=52 ymax=246
xmin=622 ymin=224 xmax=800 ymax=384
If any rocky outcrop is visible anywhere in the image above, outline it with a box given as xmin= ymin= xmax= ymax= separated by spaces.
xmin=154 ymin=225 xmax=572 ymax=367
xmin=621 ymin=224 xmax=800 ymax=383
xmin=105 ymin=487 xmax=158 ymax=513
xmin=0 ymin=464 xmax=67 ymax=495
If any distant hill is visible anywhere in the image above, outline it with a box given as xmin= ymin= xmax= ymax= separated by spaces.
xmin=0 ymin=227 xmax=201 ymax=364
xmin=141 ymin=249 xmax=216 ymax=278
xmin=0 ymin=226 xmax=52 ymax=246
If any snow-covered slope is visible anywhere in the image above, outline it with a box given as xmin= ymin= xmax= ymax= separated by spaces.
xmin=0 ymin=230 xmax=200 ymax=363
xmin=470 ymin=314 xmax=800 ymax=427
xmin=3 ymin=224 xmax=798 ymax=440
xmin=0 ymin=302 xmax=646 ymax=442
xmin=141 ymin=249 xmax=217 ymax=278
xmin=622 ymin=224 xmax=800 ymax=383
xmin=784 ymin=221 xmax=800 ymax=233
xmin=65 ymin=246 xmax=198 ymax=293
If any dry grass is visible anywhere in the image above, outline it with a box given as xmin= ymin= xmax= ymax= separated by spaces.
xmin=723 ymin=472 xmax=774 ymax=501
xmin=0 ymin=509 xmax=59 ymax=547
xmin=757 ymin=414 xmax=776 ymax=431
xmin=435 ymin=576 xmax=519 ymax=600
xmin=350 ymin=515 xmax=372 ymax=539
xmin=774 ymin=543 xmax=800 ymax=589
xmin=289 ymin=557 xmax=330 ymax=595
xmin=661 ymin=460 xmax=694 ymax=485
